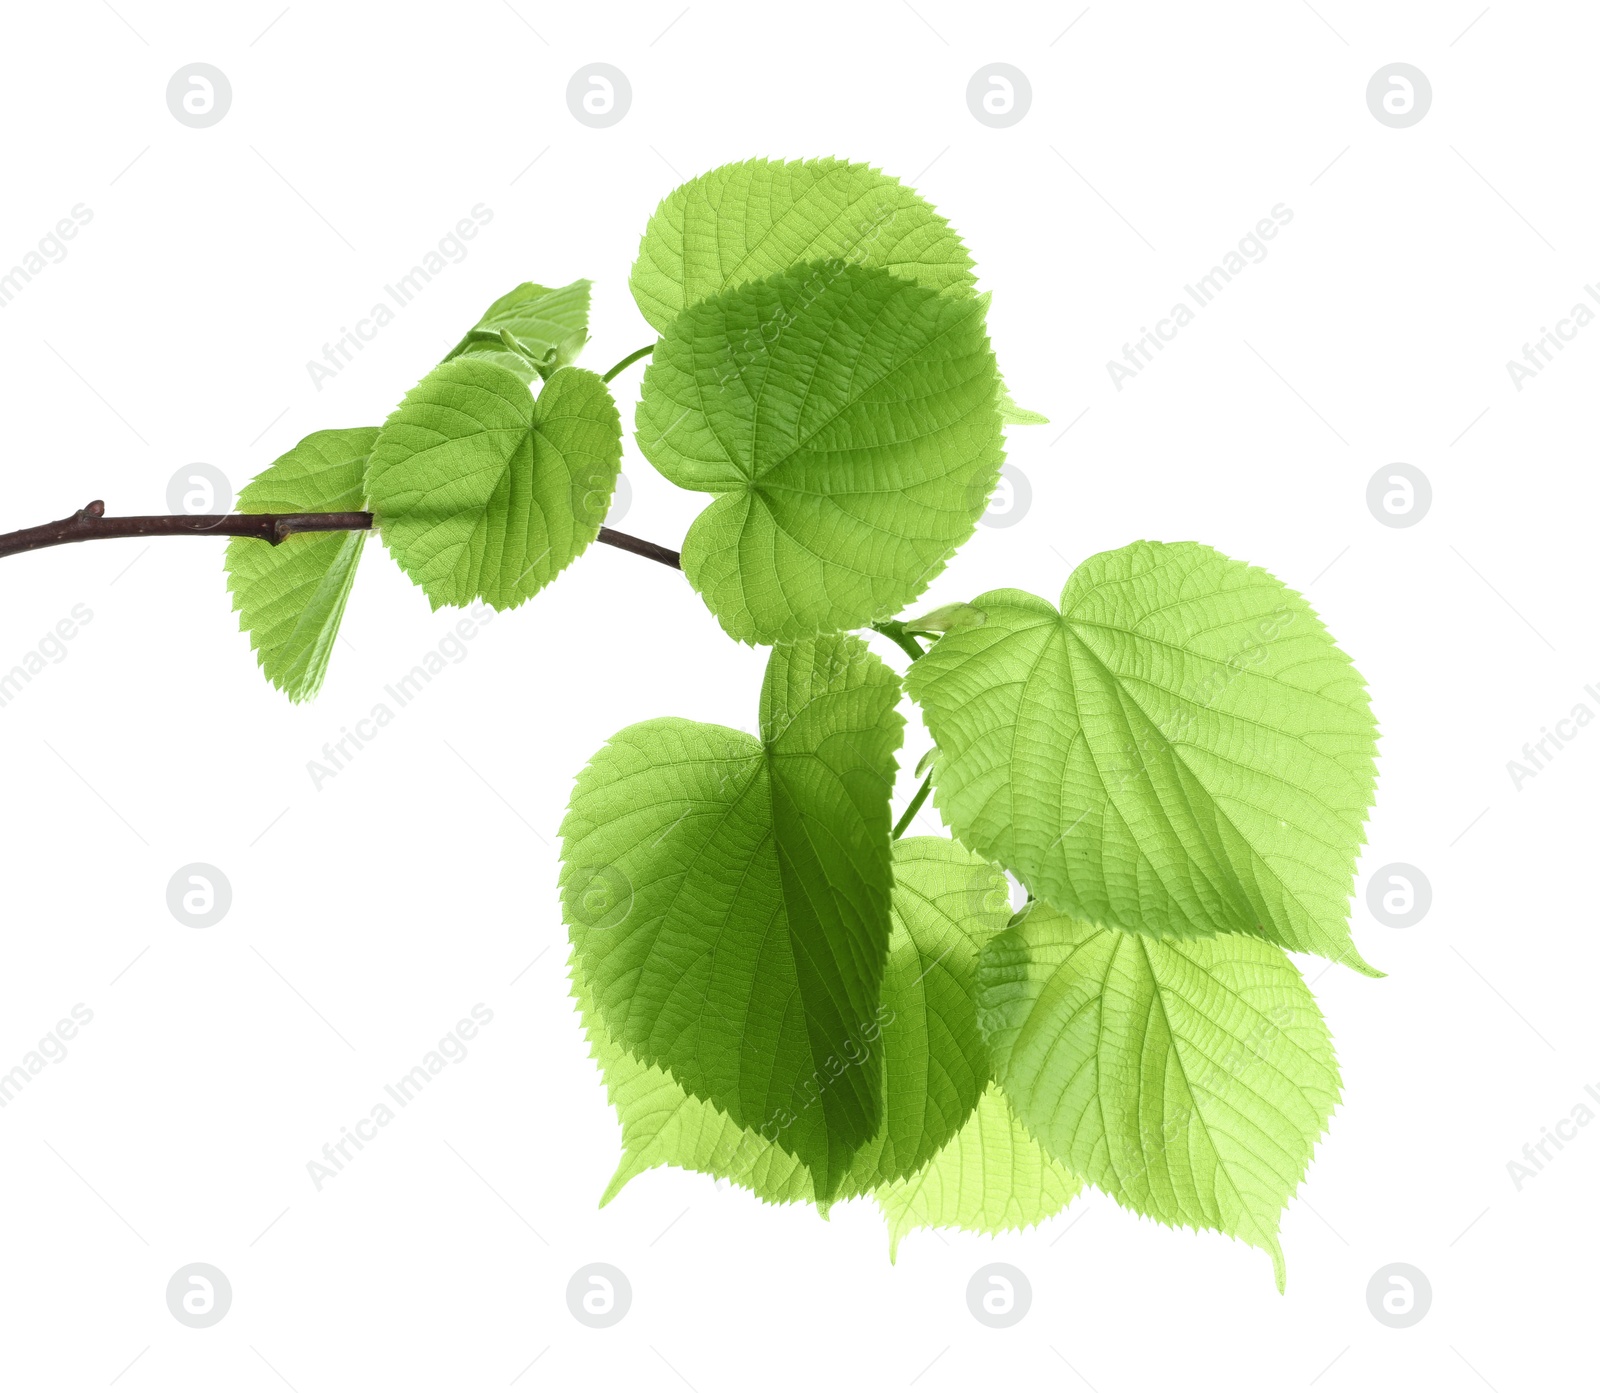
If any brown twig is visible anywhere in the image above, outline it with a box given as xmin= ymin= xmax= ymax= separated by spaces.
xmin=595 ymin=526 xmax=681 ymax=569
xmin=0 ymin=501 xmax=682 ymax=569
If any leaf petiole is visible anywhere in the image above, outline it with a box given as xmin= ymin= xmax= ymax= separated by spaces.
xmin=892 ymin=772 xmax=933 ymax=840
xmin=871 ymin=620 xmax=925 ymax=663
xmin=601 ymin=342 xmax=656 ymax=383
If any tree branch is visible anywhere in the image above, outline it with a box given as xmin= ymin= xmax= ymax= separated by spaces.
xmin=0 ymin=500 xmax=374 ymax=557
xmin=0 ymin=501 xmax=682 ymax=570
xmin=595 ymin=526 xmax=681 ymax=569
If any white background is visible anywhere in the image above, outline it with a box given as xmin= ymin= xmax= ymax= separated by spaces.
xmin=0 ymin=2 xmax=1592 ymax=1389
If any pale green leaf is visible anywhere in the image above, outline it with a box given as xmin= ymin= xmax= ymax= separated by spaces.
xmin=997 ymin=385 xmax=1048 ymax=426
xmin=903 ymin=602 xmax=987 ymax=637
xmin=224 ymin=427 xmax=377 ymax=702
xmin=630 ymin=157 xmax=975 ymax=334
xmin=907 ymin=541 xmax=1379 ymax=971
xmin=444 ymin=278 xmax=591 ymax=383
xmin=449 ymin=336 xmax=547 ymax=384
xmin=595 ymin=1045 xmax=818 ymax=1208
xmin=637 ymin=264 xmax=1004 ymax=643
xmin=876 ymin=1083 xmax=1082 ymax=1261
xmin=561 ymin=634 xmax=904 ymax=1199
xmin=978 ymin=904 xmax=1341 ymax=1290
xmin=836 ymin=837 xmax=1010 ymax=1194
xmin=366 ymin=358 xmax=622 ymax=610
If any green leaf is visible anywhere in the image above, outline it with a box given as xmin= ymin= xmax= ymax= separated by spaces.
xmin=443 ymin=279 xmax=591 ymax=383
xmin=595 ymin=1043 xmax=818 ymax=1208
xmin=569 ymin=955 xmax=816 ymax=1209
xmin=836 ymin=837 xmax=1010 ymax=1194
xmin=561 ymin=634 xmax=904 ymax=1199
xmin=224 ymin=427 xmax=377 ymax=702
xmin=977 ymin=904 xmax=1341 ymax=1290
xmin=449 ymin=336 xmax=547 ymax=385
xmin=996 ymin=385 xmax=1048 ymax=426
xmin=876 ymin=1083 xmax=1082 ymax=1261
xmin=637 ymin=264 xmax=1004 ymax=643
xmin=906 ymin=541 xmax=1379 ymax=972
xmin=574 ymin=836 xmax=1009 ymax=1208
xmin=366 ymin=358 xmax=622 ymax=611
xmin=573 ymin=837 xmax=1007 ymax=1208
xmin=575 ymin=836 xmax=1007 ymax=1208
xmin=630 ymin=157 xmax=976 ymax=334
xmin=902 ymin=602 xmax=987 ymax=637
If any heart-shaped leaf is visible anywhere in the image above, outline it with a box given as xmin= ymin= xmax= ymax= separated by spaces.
xmin=637 ymin=264 xmax=1004 ymax=643
xmin=630 ymin=157 xmax=975 ymax=334
xmin=573 ymin=835 xmax=1009 ymax=1208
xmin=366 ymin=358 xmax=622 ymax=610
xmin=908 ymin=541 xmax=1380 ymax=971
xmin=561 ymin=634 xmax=903 ymax=1198
xmin=977 ymin=904 xmax=1341 ymax=1291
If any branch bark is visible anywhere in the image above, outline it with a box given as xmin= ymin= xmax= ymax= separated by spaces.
xmin=594 ymin=526 xmax=681 ymax=569
xmin=0 ymin=501 xmax=682 ymax=570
